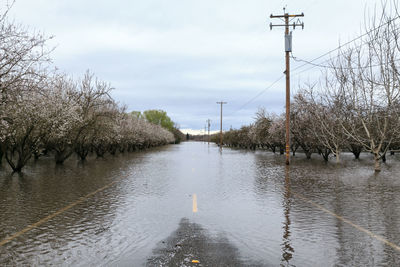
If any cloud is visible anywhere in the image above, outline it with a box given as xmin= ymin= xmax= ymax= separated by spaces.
xmin=8 ymin=0 xmax=379 ymax=130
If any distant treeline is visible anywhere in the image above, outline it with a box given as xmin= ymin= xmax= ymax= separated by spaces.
xmin=0 ymin=4 xmax=182 ymax=172
xmin=215 ymin=1 xmax=400 ymax=172
xmin=186 ymin=134 xmax=213 ymax=142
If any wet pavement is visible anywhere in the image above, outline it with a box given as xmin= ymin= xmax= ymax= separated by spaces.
xmin=147 ymin=218 xmax=259 ymax=267
xmin=1 ymin=142 xmax=400 ymax=266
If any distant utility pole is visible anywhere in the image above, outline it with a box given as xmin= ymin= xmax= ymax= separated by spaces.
xmin=270 ymin=8 xmax=304 ymax=165
xmin=206 ymin=119 xmax=211 ymax=144
xmin=216 ymin=101 xmax=227 ymax=148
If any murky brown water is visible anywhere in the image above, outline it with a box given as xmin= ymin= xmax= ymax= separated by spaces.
xmin=1 ymin=142 xmax=400 ymax=266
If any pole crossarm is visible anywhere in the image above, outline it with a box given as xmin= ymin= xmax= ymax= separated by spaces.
xmin=270 ymin=23 xmax=304 ymax=29
xmin=270 ymin=13 xmax=304 ymax=30
xmin=270 ymin=13 xmax=304 ymax=18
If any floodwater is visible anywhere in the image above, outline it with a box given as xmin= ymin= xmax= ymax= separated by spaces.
xmin=1 ymin=142 xmax=400 ymax=266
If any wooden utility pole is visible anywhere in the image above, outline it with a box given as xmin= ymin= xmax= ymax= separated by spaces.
xmin=270 ymin=9 xmax=304 ymax=165
xmin=207 ymin=119 xmax=211 ymax=144
xmin=216 ymin=101 xmax=227 ymax=148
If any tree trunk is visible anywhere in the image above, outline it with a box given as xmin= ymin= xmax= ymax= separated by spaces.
xmin=55 ymin=148 xmax=73 ymax=164
xmin=291 ymin=144 xmax=298 ymax=156
xmin=33 ymin=150 xmax=41 ymax=160
xmin=382 ymin=153 xmax=386 ymax=163
xmin=350 ymin=144 xmax=362 ymax=159
xmin=335 ymin=146 xmax=340 ymax=163
xmin=5 ymin=148 xmax=31 ymax=173
xmin=336 ymin=152 xmax=340 ymax=163
xmin=77 ymin=150 xmax=89 ymax=161
xmin=320 ymin=148 xmax=331 ymax=162
xmin=374 ymin=153 xmax=381 ymax=172
xmin=109 ymin=144 xmax=117 ymax=155
xmin=75 ymin=144 xmax=89 ymax=161
xmin=95 ymin=147 xmax=106 ymax=157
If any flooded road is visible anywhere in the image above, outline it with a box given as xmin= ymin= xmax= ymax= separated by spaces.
xmin=1 ymin=142 xmax=400 ymax=266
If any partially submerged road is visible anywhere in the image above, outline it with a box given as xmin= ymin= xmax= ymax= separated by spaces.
xmin=1 ymin=142 xmax=400 ymax=266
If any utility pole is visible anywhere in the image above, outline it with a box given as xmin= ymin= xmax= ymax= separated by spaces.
xmin=206 ymin=119 xmax=211 ymax=144
xmin=270 ymin=9 xmax=304 ymax=165
xmin=216 ymin=101 xmax=227 ymax=148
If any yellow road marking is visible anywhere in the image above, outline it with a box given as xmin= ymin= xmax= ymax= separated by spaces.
xmin=291 ymin=191 xmax=400 ymax=251
xmin=0 ymin=177 xmax=126 ymax=247
xmin=193 ymin=194 xmax=198 ymax=213
xmin=4 ymin=168 xmax=397 ymax=253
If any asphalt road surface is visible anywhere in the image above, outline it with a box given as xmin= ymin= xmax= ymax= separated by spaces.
xmin=1 ymin=142 xmax=400 ymax=266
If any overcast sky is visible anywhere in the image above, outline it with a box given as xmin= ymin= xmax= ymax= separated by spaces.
xmin=7 ymin=0 xmax=381 ymax=132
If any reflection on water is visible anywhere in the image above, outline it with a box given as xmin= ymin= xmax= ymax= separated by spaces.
xmin=281 ymin=166 xmax=294 ymax=266
xmin=0 ymin=142 xmax=400 ymax=266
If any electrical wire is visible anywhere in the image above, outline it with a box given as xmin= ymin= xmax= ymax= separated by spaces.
xmin=228 ymin=74 xmax=285 ymax=116
xmin=291 ymin=14 xmax=400 ymax=75
xmin=291 ymin=54 xmax=400 ymax=70
xmin=227 ymin=11 xmax=400 ymax=120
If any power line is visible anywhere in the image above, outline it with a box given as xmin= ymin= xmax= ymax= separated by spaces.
xmin=291 ymin=54 xmax=400 ymax=70
xmin=228 ymin=74 xmax=285 ymax=116
xmin=225 ymin=11 xmax=400 ymax=127
xmin=230 ymin=10 xmax=400 ymax=116
xmin=291 ymin=14 xmax=400 ymax=75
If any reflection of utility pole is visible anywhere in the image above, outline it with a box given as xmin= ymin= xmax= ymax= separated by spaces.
xmin=270 ymin=8 xmax=304 ymax=165
xmin=206 ymin=119 xmax=211 ymax=144
xmin=216 ymin=101 xmax=227 ymax=148
xmin=281 ymin=165 xmax=294 ymax=265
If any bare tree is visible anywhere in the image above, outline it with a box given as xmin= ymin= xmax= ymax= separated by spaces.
xmin=329 ymin=0 xmax=400 ymax=171
xmin=253 ymin=108 xmax=272 ymax=149
xmin=291 ymin=95 xmax=319 ymax=159
xmin=296 ymin=82 xmax=346 ymax=162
